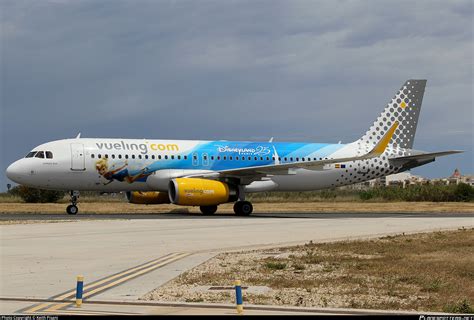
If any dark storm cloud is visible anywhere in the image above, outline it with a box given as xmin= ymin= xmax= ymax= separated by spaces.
xmin=1 ymin=0 xmax=472 ymax=189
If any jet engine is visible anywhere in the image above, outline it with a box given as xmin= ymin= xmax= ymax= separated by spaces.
xmin=126 ymin=191 xmax=170 ymax=204
xmin=168 ymin=178 xmax=238 ymax=206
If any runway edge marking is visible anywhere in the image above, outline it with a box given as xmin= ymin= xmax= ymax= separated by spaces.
xmin=19 ymin=252 xmax=191 ymax=314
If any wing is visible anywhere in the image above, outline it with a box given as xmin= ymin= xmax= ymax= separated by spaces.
xmin=186 ymin=122 xmax=399 ymax=180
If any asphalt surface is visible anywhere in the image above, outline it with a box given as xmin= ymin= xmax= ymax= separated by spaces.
xmin=1 ymin=211 xmax=473 ymax=315
xmin=2 ymin=212 xmax=473 ymax=220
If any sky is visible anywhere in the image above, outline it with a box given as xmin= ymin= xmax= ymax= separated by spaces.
xmin=1 ymin=0 xmax=473 ymax=191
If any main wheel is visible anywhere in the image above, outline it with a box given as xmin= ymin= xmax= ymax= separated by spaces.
xmin=200 ymin=205 xmax=218 ymax=215
xmin=66 ymin=205 xmax=78 ymax=215
xmin=234 ymin=201 xmax=253 ymax=216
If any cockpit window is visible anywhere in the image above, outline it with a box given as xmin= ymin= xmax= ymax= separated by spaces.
xmin=35 ymin=151 xmax=45 ymax=158
xmin=45 ymin=151 xmax=53 ymax=159
xmin=25 ymin=151 xmax=37 ymax=158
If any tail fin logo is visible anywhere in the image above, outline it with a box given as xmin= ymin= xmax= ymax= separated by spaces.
xmin=357 ymin=79 xmax=426 ymax=150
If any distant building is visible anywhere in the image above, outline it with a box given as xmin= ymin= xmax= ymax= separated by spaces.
xmin=341 ymin=168 xmax=472 ymax=190
xmin=447 ymin=168 xmax=473 ymax=186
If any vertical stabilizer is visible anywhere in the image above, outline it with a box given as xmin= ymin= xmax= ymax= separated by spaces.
xmin=357 ymin=79 xmax=426 ymax=152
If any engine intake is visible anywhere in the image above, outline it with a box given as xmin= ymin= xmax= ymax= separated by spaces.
xmin=168 ymin=178 xmax=238 ymax=206
xmin=126 ymin=191 xmax=170 ymax=204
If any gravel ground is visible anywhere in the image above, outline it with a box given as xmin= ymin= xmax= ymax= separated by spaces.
xmin=142 ymin=229 xmax=474 ymax=312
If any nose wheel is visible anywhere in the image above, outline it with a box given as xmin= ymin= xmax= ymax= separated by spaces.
xmin=67 ymin=191 xmax=80 ymax=215
xmin=67 ymin=204 xmax=78 ymax=215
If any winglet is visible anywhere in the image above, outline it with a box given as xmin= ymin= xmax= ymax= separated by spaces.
xmin=370 ymin=121 xmax=398 ymax=155
xmin=76 ymin=132 xmax=81 ymax=139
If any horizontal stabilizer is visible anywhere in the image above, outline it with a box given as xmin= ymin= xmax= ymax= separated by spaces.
xmin=389 ymin=150 xmax=463 ymax=164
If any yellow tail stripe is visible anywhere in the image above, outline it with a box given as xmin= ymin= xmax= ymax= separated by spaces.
xmin=373 ymin=121 xmax=399 ymax=154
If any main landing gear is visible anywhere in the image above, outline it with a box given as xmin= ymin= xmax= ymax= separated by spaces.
xmin=200 ymin=205 xmax=218 ymax=215
xmin=66 ymin=191 xmax=80 ymax=215
xmin=198 ymin=186 xmax=254 ymax=216
xmin=233 ymin=186 xmax=253 ymax=216
xmin=233 ymin=201 xmax=253 ymax=216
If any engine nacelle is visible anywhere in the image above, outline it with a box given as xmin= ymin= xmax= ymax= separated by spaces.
xmin=168 ymin=178 xmax=238 ymax=206
xmin=126 ymin=191 xmax=170 ymax=204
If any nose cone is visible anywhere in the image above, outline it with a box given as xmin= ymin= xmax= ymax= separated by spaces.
xmin=6 ymin=160 xmax=24 ymax=183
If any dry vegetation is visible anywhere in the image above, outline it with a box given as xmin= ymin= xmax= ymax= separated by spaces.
xmin=0 ymin=201 xmax=474 ymax=215
xmin=143 ymin=229 xmax=474 ymax=313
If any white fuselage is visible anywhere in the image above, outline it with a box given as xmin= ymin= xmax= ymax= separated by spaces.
xmin=6 ymin=138 xmax=408 ymax=193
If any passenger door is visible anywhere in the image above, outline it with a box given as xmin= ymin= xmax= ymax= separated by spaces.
xmin=70 ymin=143 xmax=86 ymax=171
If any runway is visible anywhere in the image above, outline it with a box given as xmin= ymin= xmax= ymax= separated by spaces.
xmin=2 ymin=211 xmax=473 ymax=221
xmin=1 ymin=212 xmax=473 ymax=314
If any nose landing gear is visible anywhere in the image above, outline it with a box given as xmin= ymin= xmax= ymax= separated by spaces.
xmin=66 ymin=191 xmax=80 ymax=215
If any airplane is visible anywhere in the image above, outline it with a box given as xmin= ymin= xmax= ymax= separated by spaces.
xmin=5 ymin=80 xmax=462 ymax=216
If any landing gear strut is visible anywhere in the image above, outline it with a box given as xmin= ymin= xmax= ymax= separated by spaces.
xmin=233 ymin=185 xmax=253 ymax=216
xmin=66 ymin=191 xmax=80 ymax=215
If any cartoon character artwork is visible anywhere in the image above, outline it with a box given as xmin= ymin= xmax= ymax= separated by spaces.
xmin=95 ymin=158 xmax=152 ymax=185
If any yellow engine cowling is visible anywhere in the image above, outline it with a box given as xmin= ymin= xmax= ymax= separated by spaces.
xmin=126 ymin=191 xmax=170 ymax=204
xmin=168 ymin=178 xmax=238 ymax=206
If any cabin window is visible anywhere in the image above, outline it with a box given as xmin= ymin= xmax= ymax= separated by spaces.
xmin=118 ymin=155 xmax=122 ymax=159
xmin=98 ymin=154 xmax=102 ymax=159
xmin=248 ymin=156 xmax=251 ymax=160
xmin=171 ymin=155 xmax=175 ymax=160
xmin=211 ymin=156 xmax=214 ymax=160
xmin=278 ymin=157 xmax=281 ymax=161
xmin=184 ymin=155 xmax=188 ymax=160
xmin=296 ymin=157 xmax=299 ymax=161
xmin=177 ymin=155 xmax=181 ymax=160
xmin=138 ymin=155 xmax=142 ymax=159
xmin=290 ymin=157 xmax=293 ymax=161
xmin=152 ymin=155 xmax=155 ymax=160
xmin=229 ymin=156 xmax=233 ymax=160
xmin=266 ymin=157 xmax=270 ymax=161
xmin=217 ymin=156 xmax=221 ymax=160
xmin=165 ymin=155 xmax=168 ymax=159
xmin=112 ymin=154 xmax=115 ymax=159
xmin=145 ymin=155 xmax=149 ymax=159
xmin=236 ymin=156 xmax=239 ymax=160
xmin=223 ymin=156 xmax=227 ymax=160
xmin=158 ymin=155 xmax=162 ymax=160
xmin=284 ymin=157 xmax=287 ymax=161
xmin=132 ymin=155 xmax=135 ymax=159
xmin=125 ymin=155 xmax=129 ymax=159
xmin=91 ymin=154 xmax=95 ymax=159
xmin=193 ymin=155 xmax=197 ymax=160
